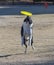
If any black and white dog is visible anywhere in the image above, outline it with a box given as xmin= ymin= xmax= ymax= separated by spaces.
xmin=21 ymin=16 xmax=34 ymax=53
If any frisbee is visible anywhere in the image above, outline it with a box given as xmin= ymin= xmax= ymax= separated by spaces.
xmin=20 ymin=11 xmax=32 ymax=16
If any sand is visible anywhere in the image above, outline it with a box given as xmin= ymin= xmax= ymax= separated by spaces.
xmin=0 ymin=14 xmax=54 ymax=64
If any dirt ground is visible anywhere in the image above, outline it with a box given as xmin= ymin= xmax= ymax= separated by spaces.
xmin=0 ymin=14 xmax=54 ymax=64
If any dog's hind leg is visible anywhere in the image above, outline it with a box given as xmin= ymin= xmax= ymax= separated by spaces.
xmin=24 ymin=37 xmax=27 ymax=54
xmin=31 ymin=36 xmax=35 ymax=50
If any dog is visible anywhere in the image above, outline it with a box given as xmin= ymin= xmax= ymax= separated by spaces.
xmin=21 ymin=16 xmax=35 ymax=53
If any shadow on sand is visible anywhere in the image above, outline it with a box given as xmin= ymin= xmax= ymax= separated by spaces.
xmin=0 ymin=53 xmax=54 ymax=65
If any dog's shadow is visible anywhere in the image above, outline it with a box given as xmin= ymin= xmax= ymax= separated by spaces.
xmin=0 ymin=51 xmax=35 ymax=58
xmin=0 ymin=52 xmax=28 ymax=58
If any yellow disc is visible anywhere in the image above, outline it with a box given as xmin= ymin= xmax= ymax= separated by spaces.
xmin=20 ymin=11 xmax=32 ymax=16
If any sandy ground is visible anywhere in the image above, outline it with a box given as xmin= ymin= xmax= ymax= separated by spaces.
xmin=0 ymin=14 xmax=54 ymax=65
